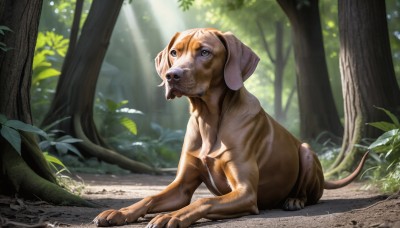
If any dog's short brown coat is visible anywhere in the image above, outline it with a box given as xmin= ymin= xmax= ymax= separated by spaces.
xmin=94 ymin=28 xmax=367 ymax=228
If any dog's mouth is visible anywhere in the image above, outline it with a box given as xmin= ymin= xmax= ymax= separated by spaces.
xmin=163 ymin=81 xmax=203 ymax=100
xmin=166 ymin=86 xmax=184 ymax=100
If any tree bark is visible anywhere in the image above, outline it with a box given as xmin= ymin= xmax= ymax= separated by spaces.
xmin=328 ymin=0 xmax=400 ymax=175
xmin=277 ymin=0 xmax=343 ymax=140
xmin=0 ymin=0 xmax=93 ymax=206
xmin=41 ymin=0 xmax=157 ymax=174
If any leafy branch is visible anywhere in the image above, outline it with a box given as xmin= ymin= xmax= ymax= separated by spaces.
xmin=177 ymin=0 xmax=195 ymax=11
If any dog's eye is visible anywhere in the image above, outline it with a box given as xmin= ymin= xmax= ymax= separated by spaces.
xmin=200 ymin=50 xmax=211 ymax=57
xmin=170 ymin=50 xmax=177 ymax=57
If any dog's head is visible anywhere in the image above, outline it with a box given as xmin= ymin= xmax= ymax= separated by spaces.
xmin=155 ymin=28 xmax=259 ymax=100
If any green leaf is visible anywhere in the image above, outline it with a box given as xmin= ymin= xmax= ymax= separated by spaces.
xmin=55 ymin=142 xmax=68 ymax=154
xmin=32 ymin=68 xmax=60 ymax=84
xmin=32 ymin=53 xmax=51 ymax=70
xmin=375 ymin=107 xmax=400 ymax=127
xmin=55 ymin=142 xmax=83 ymax=158
xmin=61 ymin=143 xmax=83 ymax=158
xmin=0 ymin=25 xmax=13 ymax=32
xmin=43 ymin=152 xmax=70 ymax=173
xmin=1 ymin=125 xmax=21 ymax=154
xmin=105 ymin=99 xmax=118 ymax=112
xmin=4 ymin=120 xmax=47 ymax=137
xmin=0 ymin=25 xmax=13 ymax=35
xmin=385 ymin=148 xmax=394 ymax=159
xmin=0 ymin=42 xmax=12 ymax=52
xmin=178 ymin=0 xmax=195 ymax=11
xmin=105 ymin=99 xmax=129 ymax=112
xmin=368 ymin=129 xmax=399 ymax=152
xmin=39 ymin=141 xmax=51 ymax=151
xmin=367 ymin=121 xmax=397 ymax=132
xmin=57 ymin=135 xmax=83 ymax=144
xmin=42 ymin=116 xmax=70 ymax=132
xmin=120 ymin=117 xmax=137 ymax=135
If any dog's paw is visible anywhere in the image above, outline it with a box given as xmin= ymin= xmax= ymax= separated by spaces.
xmin=146 ymin=213 xmax=187 ymax=228
xmin=283 ymin=198 xmax=305 ymax=211
xmin=93 ymin=209 xmax=139 ymax=227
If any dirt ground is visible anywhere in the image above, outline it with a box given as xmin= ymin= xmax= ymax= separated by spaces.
xmin=0 ymin=173 xmax=399 ymax=228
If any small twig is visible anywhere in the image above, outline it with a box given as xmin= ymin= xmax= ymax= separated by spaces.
xmin=0 ymin=216 xmax=53 ymax=228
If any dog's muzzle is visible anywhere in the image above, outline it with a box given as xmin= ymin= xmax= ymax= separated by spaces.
xmin=165 ymin=67 xmax=184 ymax=100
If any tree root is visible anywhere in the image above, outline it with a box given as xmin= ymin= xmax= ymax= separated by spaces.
xmin=1 ymin=143 xmax=96 ymax=207
xmin=20 ymin=132 xmax=57 ymax=184
xmin=73 ymin=114 xmax=159 ymax=174
xmin=324 ymin=147 xmax=358 ymax=178
xmin=326 ymin=116 xmax=364 ymax=178
xmin=0 ymin=216 xmax=52 ymax=228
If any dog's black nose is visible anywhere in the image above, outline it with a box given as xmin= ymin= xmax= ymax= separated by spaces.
xmin=166 ymin=68 xmax=183 ymax=82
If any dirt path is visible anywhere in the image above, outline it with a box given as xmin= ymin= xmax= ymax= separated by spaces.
xmin=1 ymin=173 xmax=399 ymax=227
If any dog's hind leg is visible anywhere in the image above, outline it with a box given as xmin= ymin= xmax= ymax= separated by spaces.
xmin=283 ymin=143 xmax=324 ymax=211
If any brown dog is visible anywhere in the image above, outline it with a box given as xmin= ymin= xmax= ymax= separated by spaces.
xmin=94 ymin=28 xmax=368 ymax=228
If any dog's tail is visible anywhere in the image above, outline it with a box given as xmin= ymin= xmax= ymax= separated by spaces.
xmin=324 ymin=151 xmax=369 ymax=190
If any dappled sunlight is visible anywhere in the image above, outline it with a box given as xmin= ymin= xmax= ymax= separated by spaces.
xmin=148 ymin=0 xmax=187 ymax=43
xmin=121 ymin=4 xmax=154 ymax=99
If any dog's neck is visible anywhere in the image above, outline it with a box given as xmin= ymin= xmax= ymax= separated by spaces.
xmin=189 ymin=86 xmax=227 ymax=117
xmin=188 ymin=84 xmax=238 ymax=157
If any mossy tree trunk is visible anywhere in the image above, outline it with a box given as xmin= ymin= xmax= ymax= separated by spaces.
xmin=0 ymin=0 xmax=93 ymax=206
xmin=41 ymin=0 xmax=156 ymax=174
xmin=277 ymin=0 xmax=343 ymax=140
xmin=327 ymin=0 xmax=400 ymax=176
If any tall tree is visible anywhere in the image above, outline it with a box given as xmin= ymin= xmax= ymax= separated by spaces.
xmin=41 ymin=0 xmax=156 ymax=174
xmin=277 ymin=0 xmax=343 ymax=140
xmin=256 ymin=19 xmax=293 ymax=122
xmin=327 ymin=0 xmax=400 ymax=175
xmin=0 ymin=0 xmax=91 ymax=206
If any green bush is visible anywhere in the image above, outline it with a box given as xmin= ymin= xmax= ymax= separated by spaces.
xmin=31 ymin=31 xmax=69 ymax=125
xmin=363 ymin=107 xmax=400 ymax=193
xmin=94 ymin=95 xmax=183 ymax=168
xmin=0 ymin=114 xmax=75 ymax=180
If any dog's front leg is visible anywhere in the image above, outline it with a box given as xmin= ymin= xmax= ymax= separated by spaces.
xmin=94 ymin=164 xmax=201 ymax=227
xmin=146 ymin=162 xmax=259 ymax=228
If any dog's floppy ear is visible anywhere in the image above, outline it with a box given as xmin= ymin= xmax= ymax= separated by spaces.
xmin=217 ymin=32 xmax=260 ymax=90
xmin=155 ymin=32 xmax=180 ymax=78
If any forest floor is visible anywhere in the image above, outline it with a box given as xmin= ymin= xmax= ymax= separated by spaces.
xmin=0 ymin=173 xmax=399 ymax=228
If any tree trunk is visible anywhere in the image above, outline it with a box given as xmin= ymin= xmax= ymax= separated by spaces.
xmin=274 ymin=21 xmax=284 ymax=121
xmin=256 ymin=20 xmax=291 ymax=122
xmin=0 ymin=0 xmax=92 ymax=207
xmin=327 ymin=0 xmax=400 ymax=175
xmin=277 ymin=0 xmax=343 ymax=140
xmin=41 ymin=0 xmax=156 ymax=174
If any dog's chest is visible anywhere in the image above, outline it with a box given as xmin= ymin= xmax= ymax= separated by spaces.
xmin=199 ymin=155 xmax=232 ymax=196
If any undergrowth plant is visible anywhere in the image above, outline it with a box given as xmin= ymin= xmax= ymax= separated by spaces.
xmin=126 ymin=122 xmax=184 ymax=168
xmin=310 ymin=131 xmax=342 ymax=170
xmin=94 ymin=94 xmax=183 ymax=168
xmin=39 ymin=117 xmax=83 ymax=159
xmin=0 ymin=114 xmax=85 ymax=194
xmin=95 ymin=93 xmax=140 ymax=139
xmin=362 ymin=107 xmax=400 ymax=193
xmin=31 ymin=31 xmax=69 ymax=125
